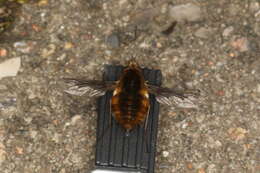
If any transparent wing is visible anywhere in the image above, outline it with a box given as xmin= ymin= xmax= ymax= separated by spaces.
xmin=63 ymin=78 xmax=116 ymax=97
xmin=147 ymin=85 xmax=200 ymax=109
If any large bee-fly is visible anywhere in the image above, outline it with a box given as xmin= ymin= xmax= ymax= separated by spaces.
xmin=64 ymin=60 xmax=200 ymax=134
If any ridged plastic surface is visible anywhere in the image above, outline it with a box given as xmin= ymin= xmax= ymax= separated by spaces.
xmin=95 ymin=65 xmax=162 ymax=173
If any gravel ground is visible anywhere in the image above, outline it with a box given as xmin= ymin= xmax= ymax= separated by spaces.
xmin=0 ymin=0 xmax=260 ymax=173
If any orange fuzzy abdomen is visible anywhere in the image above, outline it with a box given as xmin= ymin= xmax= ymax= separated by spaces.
xmin=111 ymin=89 xmax=149 ymax=131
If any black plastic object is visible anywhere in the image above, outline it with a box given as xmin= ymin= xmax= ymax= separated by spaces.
xmin=95 ymin=65 xmax=162 ymax=173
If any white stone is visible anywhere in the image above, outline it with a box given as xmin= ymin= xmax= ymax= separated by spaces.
xmin=71 ymin=115 xmax=82 ymax=125
xmin=0 ymin=57 xmax=21 ymax=79
xmin=223 ymin=26 xmax=234 ymax=37
xmin=162 ymin=151 xmax=169 ymax=157
xmin=29 ymin=130 xmax=38 ymax=139
xmin=170 ymin=3 xmax=202 ymax=22
xmin=195 ymin=27 xmax=213 ymax=38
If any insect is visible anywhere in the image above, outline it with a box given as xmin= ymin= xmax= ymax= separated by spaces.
xmin=64 ymin=60 xmax=200 ymax=132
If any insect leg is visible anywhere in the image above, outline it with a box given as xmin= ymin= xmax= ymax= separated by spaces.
xmin=144 ymin=106 xmax=151 ymax=153
xmin=109 ymin=99 xmax=112 ymax=129
xmin=144 ymin=106 xmax=150 ymax=134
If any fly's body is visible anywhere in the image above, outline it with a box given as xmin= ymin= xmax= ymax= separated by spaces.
xmin=64 ymin=60 xmax=200 ymax=132
xmin=111 ymin=61 xmax=149 ymax=132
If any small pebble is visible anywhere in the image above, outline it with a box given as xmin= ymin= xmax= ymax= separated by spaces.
xmin=64 ymin=42 xmax=73 ymax=49
xmin=41 ymin=44 xmax=56 ymax=57
xmin=198 ymin=168 xmax=206 ymax=173
xmin=208 ymin=136 xmax=222 ymax=148
xmin=194 ymin=27 xmax=213 ymax=39
xmin=13 ymin=41 xmax=35 ymax=53
xmin=249 ymin=1 xmax=260 ymax=13
xmin=222 ymin=26 xmax=234 ymax=37
xmin=106 ymin=33 xmax=120 ymax=48
xmin=162 ymin=151 xmax=169 ymax=157
xmin=181 ymin=122 xmax=189 ymax=129
xmin=230 ymin=37 xmax=250 ymax=52
xmin=15 ymin=147 xmax=24 ymax=155
xmin=170 ymin=3 xmax=202 ymax=22
xmin=256 ymin=84 xmax=260 ymax=93
xmin=0 ymin=143 xmax=6 ymax=164
xmin=38 ymin=0 xmax=48 ymax=6
xmin=0 ymin=48 xmax=7 ymax=57
xmin=139 ymin=42 xmax=149 ymax=48
xmin=215 ymin=74 xmax=225 ymax=83
xmin=196 ymin=114 xmax=205 ymax=123
xmin=119 ymin=0 xmax=128 ymax=7
xmin=71 ymin=153 xmax=82 ymax=164
xmin=29 ymin=130 xmax=38 ymax=139
xmin=32 ymin=24 xmax=41 ymax=32
xmin=52 ymin=133 xmax=61 ymax=143
xmin=0 ymin=103 xmax=5 ymax=109
xmin=228 ymin=4 xmax=240 ymax=16
xmin=254 ymin=22 xmax=260 ymax=36
xmin=71 ymin=115 xmax=82 ymax=125
xmin=187 ymin=163 xmax=193 ymax=169
xmin=0 ymin=98 xmax=17 ymax=109
xmin=207 ymin=164 xmax=217 ymax=173
xmin=0 ymin=57 xmax=21 ymax=79
xmin=228 ymin=127 xmax=247 ymax=141
xmin=255 ymin=10 xmax=260 ymax=21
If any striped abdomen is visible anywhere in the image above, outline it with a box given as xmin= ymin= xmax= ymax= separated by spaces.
xmin=111 ymin=68 xmax=149 ymax=132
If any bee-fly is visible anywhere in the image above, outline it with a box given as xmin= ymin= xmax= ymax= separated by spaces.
xmin=111 ymin=60 xmax=150 ymax=132
xmin=64 ymin=60 xmax=200 ymax=133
